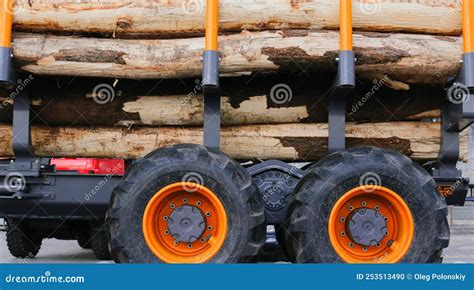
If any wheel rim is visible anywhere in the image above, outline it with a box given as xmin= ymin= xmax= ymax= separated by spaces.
xmin=328 ymin=185 xmax=414 ymax=263
xmin=142 ymin=182 xmax=228 ymax=263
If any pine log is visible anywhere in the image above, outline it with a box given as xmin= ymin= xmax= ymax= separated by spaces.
xmin=0 ymin=123 xmax=467 ymax=161
xmin=0 ymin=77 xmax=442 ymax=126
xmin=12 ymin=31 xmax=462 ymax=85
xmin=12 ymin=0 xmax=461 ymax=36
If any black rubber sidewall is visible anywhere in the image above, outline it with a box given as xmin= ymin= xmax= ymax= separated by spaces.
xmin=287 ymin=147 xmax=448 ymax=263
xmin=108 ymin=145 xmax=265 ymax=263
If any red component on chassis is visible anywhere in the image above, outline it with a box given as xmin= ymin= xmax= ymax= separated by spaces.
xmin=51 ymin=158 xmax=125 ymax=175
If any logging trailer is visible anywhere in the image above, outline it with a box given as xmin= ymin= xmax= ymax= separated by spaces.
xmin=0 ymin=0 xmax=473 ymax=263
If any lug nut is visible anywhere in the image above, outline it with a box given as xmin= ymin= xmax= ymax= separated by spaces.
xmin=340 ymin=231 xmax=346 ymax=237
xmin=349 ymin=243 xmax=354 ymax=248
xmin=173 ymin=240 xmax=179 ymax=245
xmin=361 ymin=201 xmax=367 ymax=206
xmin=206 ymin=211 xmax=211 ymax=217
xmin=187 ymin=244 xmax=193 ymax=248
xmin=375 ymin=205 xmax=380 ymax=211
xmin=200 ymin=238 xmax=206 ymax=242
xmin=207 ymin=225 xmax=212 ymax=231
xmin=362 ymin=247 xmax=368 ymax=252
xmin=196 ymin=201 xmax=202 ymax=206
xmin=163 ymin=216 xmax=168 ymax=221
xmin=376 ymin=243 xmax=381 ymax=247
xmin=164 ymin=230 xmax=170 ymax=235
xmin=170 ymin=204 xmax=175 ymax=209
xmin=348 ymin=206 xmax=353 ymax=211
xmin=183 ymin=198 xmax=188 ymax=203
xmin=340 ymin=217 xmax=345 ymax=222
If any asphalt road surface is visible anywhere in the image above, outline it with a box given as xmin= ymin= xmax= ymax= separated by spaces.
xmin=0 ymin=203 xmax=473 ymax=264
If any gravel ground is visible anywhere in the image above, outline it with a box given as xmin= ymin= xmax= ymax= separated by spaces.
xmin=0 ymin=203 xmax=472 ymax=264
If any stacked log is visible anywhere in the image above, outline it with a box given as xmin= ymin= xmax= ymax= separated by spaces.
xmin=2 ymin=0 xmax=467 ymax=161
xmin=12 ymin=31 xmax=462 ymax=86
xmin=0 ymin=76 xmax=443 ymax=126
xmin=0 ymin=122 xmax=467 ymax=161
xmin=13 ymin=0 xmax=461 ymax=36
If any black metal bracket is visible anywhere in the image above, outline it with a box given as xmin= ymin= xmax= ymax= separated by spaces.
xmin=0 ymin=46 xmax=15 ymax=89
xmin=0 ymin=85 xmax=51 ymax=178
xmin=431 ymin=52 xmax=474 ymax=206
xmin=431 ymin=97 xmax=469 ymax=206
xmin=202 ymin=50 xmax=221 ymax=150
xmin=328 ymin=51 xmax=356 ymax=153
xmin=13 ymin=88 xmax=35 ymax=160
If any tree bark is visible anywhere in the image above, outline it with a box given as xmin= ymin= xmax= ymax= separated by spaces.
xmin=13 ymin=0 xmax=461 ymax=36
xmin=0 ymin=76 xmax=442 ymax=126
xmin=12 ymin=31 xmax=462 ymax=85
xmin=0 ymin=122 xmax=466 ymax=161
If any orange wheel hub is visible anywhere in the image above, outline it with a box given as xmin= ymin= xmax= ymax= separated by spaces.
xmin=328 ymin=185 xmax=414 ymax=263
xmin=142 ymin=182 xmax=227 ymax=263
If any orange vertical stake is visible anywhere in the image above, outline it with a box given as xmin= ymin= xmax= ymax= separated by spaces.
xmin=340 ymin=0 xmax=353 ymax=51
xmin=205 ymin=0 xmax=219 ymax=51
xmin=0 ymin=0 xmax=13 ymax=48
xmin=463 ymin=0 xmax=474 ymax=53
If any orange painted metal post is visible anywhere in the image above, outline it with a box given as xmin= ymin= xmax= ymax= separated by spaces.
xmin=0 ymin=0 xmax=13 ymax=48
xmin=461 ymin=0 xmax=474 ymax=88
xmin=329 ymin=0 xmax=355 ymax=153
xmin=205 ymin=0 xmax=219 ymax=51
xmin=202 ymin=0 xmax=221 ymax=149
xmin=340 ymin=0 xmax=353 ymax=51
xmin=463 ymin=0 xmax=474 ymax=53
xmin=0 ymin=0 xmax=14 ymax=85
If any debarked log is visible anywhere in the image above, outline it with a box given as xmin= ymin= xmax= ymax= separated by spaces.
xmin=0 ymin=122 xmax=466 ymax=161
xmin=12 ymin=0 xmax=462 ymax=36
xmin=0 ymin=76 xmax=442 ymax=126
xmin=11 ymin=31 xmax=463 ymax=86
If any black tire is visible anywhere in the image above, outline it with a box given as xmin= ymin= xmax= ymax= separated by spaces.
xmin=284 ymin=146 xmax=449 ymax=263
xmin=274 ymin=224 xmax=294 ymax=261
xmin=77 ymin=231 xmax=92 ymax=249
xmin=427 ymin=249 xmax=444 ymax=264
xmin=6 ymin=219 xmax=42 ymax=259
xmin=107 ymin=144 xmax=266 ymax=263
xmin=90 ymin=225 xmax=112 ymax=260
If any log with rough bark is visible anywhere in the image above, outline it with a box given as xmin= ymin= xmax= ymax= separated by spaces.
xmin=0 ymin=122 xmax=467 ymax=161
xmin=0 ymin=77 xmax=442 ymax=126
xmin=12 ymin=0 xmax=461 ymax=36
xmin=12 ymin=31 xmax=462 ymax=86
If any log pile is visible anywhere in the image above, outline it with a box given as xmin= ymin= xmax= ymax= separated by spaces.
xmin=2 ymin=0 xmax=468 ymax=161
